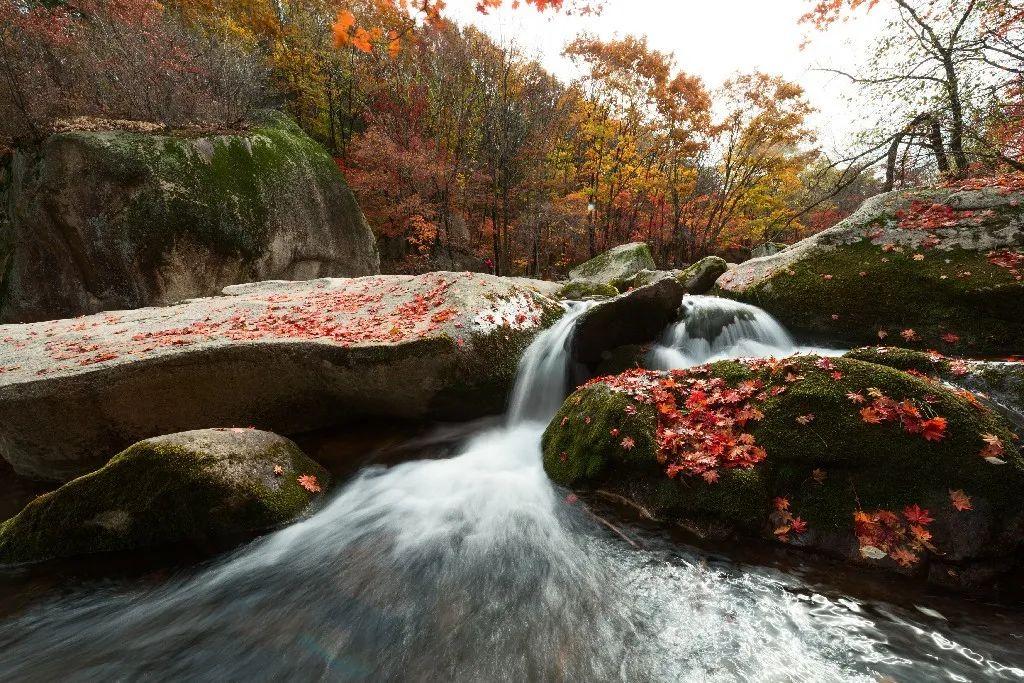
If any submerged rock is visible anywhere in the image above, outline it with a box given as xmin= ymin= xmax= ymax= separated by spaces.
xmin=677 ymin=256 xmax=729 ymax=294
xmin=568 ymin=242 xmax=656 ymax=289
xmin=1 ymin=112 xmax=379 ymax=323
xmin=715 ymin=184 xmax=1024 ymax=355
xmin=0 ymin=429 xmax=328 ymax=564
xmin=0 ymin=272 xmax=562 ymax=481
xmin=543 ymin=355 xmax=1024 ymax=590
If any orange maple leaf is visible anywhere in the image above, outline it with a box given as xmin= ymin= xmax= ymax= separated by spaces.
xmin=949 ymin=489 xmax=972 ymax=511
xmin=920 ymin=416 xmax=948 ymax=442
xmin=298 ymin=474 xmax=323 ymax=493
xmin=860 ymin=406 xmax=884 ymax=424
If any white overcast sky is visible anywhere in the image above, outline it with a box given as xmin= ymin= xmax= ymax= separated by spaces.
xmin=443 ymin=0 xmax=892 ymax=154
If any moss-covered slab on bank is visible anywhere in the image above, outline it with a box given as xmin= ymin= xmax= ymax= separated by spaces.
xmin=0 ymin=429 xmax=329 ymax=564
xmin=714 ymin=185 xmax=1024 ymax=355
xmin=568 ymin=242 xmax=656 ymax=289
xmin=543 ymin=355 xmax=1024 ymax=587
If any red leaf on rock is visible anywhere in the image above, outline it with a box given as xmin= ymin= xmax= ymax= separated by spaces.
xmin=949 ymin=489 xmax=972 ymax=511
xmin=902 ymin=504 xmax=933 ymax=525
xmin=920 ymin=417 xmax=948 ymax=442
xmin=298 ymin=474 xmax=322 ymax=493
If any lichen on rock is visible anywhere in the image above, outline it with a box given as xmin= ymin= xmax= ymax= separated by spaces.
xmin=1 ymin=111 xmax=380 ymax=322
xmin=567 ymin=242 xmax=656 ymax=289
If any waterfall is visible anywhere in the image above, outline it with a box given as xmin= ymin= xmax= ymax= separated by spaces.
xmin=508 ymin=300 xmax=595 ymax=424
xmin=649 ymin=295 xmax=838 ymax=370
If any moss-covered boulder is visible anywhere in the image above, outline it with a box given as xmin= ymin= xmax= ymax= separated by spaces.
xmin=556 ymin=280 xmax=619 ymax=300
xmin=543 ymin=355 xmax=1024 ymax=589
xmin=0 ymin=272 xmax=562 ymax=481
xmin=677 ymin=256 xmax=729 ymax=294
xmin=714 ymin=184 xmax=1024 ymax=355
xmin=1 ymin=111 xmax=379 ymax=322
xmin=845 ymin=347 xmax=1024 ymax=428
xmin=568 ymin=242 xmax=656 ymax=289
xmin=0 ymin=429 xmax=329 ymax=564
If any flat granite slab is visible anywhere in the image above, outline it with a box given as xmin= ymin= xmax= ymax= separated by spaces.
xmin=0 ymin=272 xmax=562 ymax=481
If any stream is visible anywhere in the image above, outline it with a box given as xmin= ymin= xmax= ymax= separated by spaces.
xmin=0 ymin=297 xmax=1022 ymax=681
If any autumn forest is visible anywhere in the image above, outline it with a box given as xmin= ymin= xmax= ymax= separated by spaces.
xmin=4 ymin=0 xmax=1021 ymax=276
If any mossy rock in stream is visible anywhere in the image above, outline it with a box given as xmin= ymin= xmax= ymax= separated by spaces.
xmin=543 ymin=356 xmax=1024 ymax=589
xmin=714 ymin=185 xmax=1024 ymax=355
xmin=676 ymin=256 xmax=729 ymax=294
xmin=0 ymin=429 xmax=329 ymax=564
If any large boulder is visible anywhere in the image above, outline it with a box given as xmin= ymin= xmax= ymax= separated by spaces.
xmin=0 ymin=429 xmax=328 ymax=564
xmin=568 ymin=242 xmax=656 ymax=289
xmin=570 ymin=278 xmax=685 ymax=366
xmin=715 ymin=183 xmax=1024 ymax=355
xmin=677 ymin=256 xmax=728 ymax=294
xmin=0 ymin=111 xmax=380 ymax=323
xmin=543 ymin=355 xmax=1024 ymax=590
xmin=0 ymin=272 xmax=562 ymax=481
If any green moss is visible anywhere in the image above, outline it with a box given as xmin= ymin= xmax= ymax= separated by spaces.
xmin=719 ymin=238 xmax=1024 ymax=355
xmin=747 ymin=357 xmax=1020 ymax=533
xmin=556 ymin=281 xmax=619 ymax=300
xmin=0 ymin=431 xmax=329 ymax=564
xmin=542 ymin=385 xmax=658 ymax=485
xmin=53 ymin=112 xmax=346 ymax=268
xmin=568 ymin=243 xmax=655 ymax=286
xmin=543 ymin=356 xmax=1023 ymax=541
xmin=843 ymin=346 xmax=950 ymax=375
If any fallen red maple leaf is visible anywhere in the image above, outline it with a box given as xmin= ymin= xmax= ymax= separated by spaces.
xmin=949 ymin=489 xmax=972 ymax=511
xmin=903 ymin=504 xmax=934 ymax=526
xmin=298 ymin=474 xmax=322 ymax=493
xmin=920 ymin=417 xmax=948 ymax=442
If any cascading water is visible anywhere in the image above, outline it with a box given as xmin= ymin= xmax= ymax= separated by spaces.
xmin=649 ymin=295 xmax=840 ymax=370
xmin=1 ymin=298 xmax=1022 ymax=681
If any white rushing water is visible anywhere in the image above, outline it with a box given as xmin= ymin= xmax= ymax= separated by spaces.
xmin=1 ymin=296 xmax=1021 ymax=681
xmin=649 ymin=295 xmax=841 ymax=370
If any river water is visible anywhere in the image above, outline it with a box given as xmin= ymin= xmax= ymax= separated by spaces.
xmin=0 ymin=297 xmax=1022 ymax=681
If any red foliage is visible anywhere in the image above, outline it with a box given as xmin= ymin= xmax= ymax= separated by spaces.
xmin=586 ymin=366 xmax=769 ymax=482
xmin=855 ymin=387 xmax=948 ymax=442
xmin=895 ymin=201 xmax=995 ymax=232
xmin=987 ymin=249 xmax=1024 ymax=280
xmin=853 ymin=506 xmax=935 ymax=567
